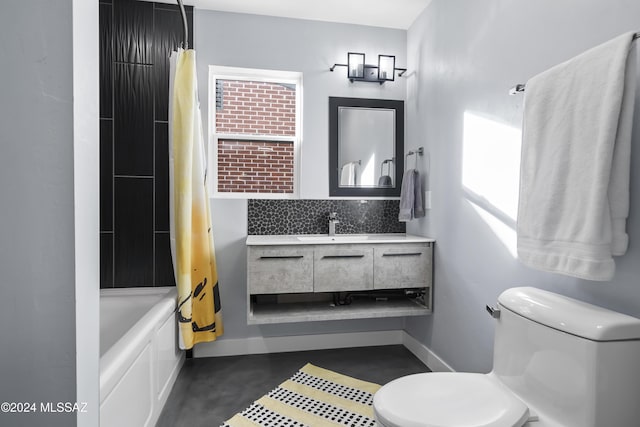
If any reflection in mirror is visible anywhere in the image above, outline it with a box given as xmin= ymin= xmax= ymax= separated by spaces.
xmin=338 ymin=107 xmax=395 ymax=188
xmin=329 ymin=97 xmax=404 ymax=197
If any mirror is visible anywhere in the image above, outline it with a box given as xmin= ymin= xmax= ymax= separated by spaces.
xmin=329 ymin=97 xmax=404 ymax=197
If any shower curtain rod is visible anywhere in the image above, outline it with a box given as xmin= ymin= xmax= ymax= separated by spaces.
xmin=509 ymin=32 xmax=640 ymax=94
xmin=177 ymin=0 xmax=188 ymax=49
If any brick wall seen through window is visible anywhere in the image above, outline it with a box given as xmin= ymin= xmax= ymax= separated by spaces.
xmin=214 ymin=77 xmax=298 ymax=195
xmin=217 ymin=139 xmax=294 ymax=193
xmin=216 ymin=81 xmax=295 ymax=136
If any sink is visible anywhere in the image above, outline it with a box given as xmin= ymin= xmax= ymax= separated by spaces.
xmin=296 ymin=235 xmax=368 ymax=242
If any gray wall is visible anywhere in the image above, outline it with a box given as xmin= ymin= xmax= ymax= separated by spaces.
xmin=196 ymin=10 xmax=407 ymax=199
xmin=405 ymin=0 xmax=640 ymax=372
xmin=194 ymin=11 xmax=408 ymax=349
xmin=0 ymin=1 xmax=77 ymax=426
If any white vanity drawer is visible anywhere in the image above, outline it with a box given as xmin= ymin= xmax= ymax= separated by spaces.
xmin=247 ymin=246 xmax=313 ymax=294
xmin=313 ymin=245 xmax=373 ymax=292
xmin=373 ymin=243 xmax=432 ymax=289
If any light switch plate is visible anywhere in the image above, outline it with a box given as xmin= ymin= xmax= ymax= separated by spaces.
xmin=424 ymin=190 xmax=432 ymax=209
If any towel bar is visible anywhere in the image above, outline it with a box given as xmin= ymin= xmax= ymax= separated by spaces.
xmin=509 ymin=32 xmax=640 ymax=95
xmin=341 ymin=159 xmax=361 ymax=168
xmin=405 ymin=147 xmax=424 ymax=170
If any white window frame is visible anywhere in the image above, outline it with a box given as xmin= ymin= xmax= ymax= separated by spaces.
xmin=208 ymin=65 xmax=302 ymax=199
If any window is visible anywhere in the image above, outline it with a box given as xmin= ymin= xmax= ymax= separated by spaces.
xmin=208 ymin=66 xmax=302 ymax=198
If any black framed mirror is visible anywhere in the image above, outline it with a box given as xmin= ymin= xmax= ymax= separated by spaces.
xmin=329 ymin=97 xmax=404 ymax=197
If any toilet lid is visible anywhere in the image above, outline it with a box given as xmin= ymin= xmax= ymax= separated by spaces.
xmin=373 ymin=373 xmax=529 ymax=427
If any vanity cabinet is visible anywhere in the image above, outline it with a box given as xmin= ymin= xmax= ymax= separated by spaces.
xmin=313 ymin=245 xmax=374 ymax=292
xmin=373 ymin=244 xmax=431 ymax=289
xmin=246 ymin=235 xmax=434 ymax=324
xmin=247 ymin=246 xmax=313 ymax=294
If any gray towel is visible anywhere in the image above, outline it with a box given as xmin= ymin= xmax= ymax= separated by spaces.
xmin=378 ymin=175 xmax=392 ymax=186
xmin=399 ymin=169 xmax=424 ymax=221
xmin=413 ymin=170 xmax=425 ymax=219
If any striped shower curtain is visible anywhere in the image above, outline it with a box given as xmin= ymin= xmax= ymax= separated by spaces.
xmin=169 ymin=48 xmax=223 ymax=349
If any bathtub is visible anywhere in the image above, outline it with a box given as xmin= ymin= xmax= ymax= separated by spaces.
xmin=100 ymin=287 xmax=184 ymax=427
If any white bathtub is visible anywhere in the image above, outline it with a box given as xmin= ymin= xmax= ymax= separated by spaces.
xmin=100 ymin=287 xmax=184 ymax=427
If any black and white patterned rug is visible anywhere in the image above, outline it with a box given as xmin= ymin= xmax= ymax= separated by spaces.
xmin=221 ymin=363 xmax=381 ymax=427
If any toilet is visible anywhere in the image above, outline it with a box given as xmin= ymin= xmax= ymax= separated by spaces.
xmin=373 ymin=287 xmax=640 ymax=427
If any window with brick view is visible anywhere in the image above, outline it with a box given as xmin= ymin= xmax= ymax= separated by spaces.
xmin=210 ymin=68 xmax=301 ymax=197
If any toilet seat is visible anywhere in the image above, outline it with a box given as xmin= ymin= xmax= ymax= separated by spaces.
xmin=373 ymin=373 xmax=529 ymax=427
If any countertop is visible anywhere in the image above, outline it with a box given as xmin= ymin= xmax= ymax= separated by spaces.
xmin=246 ymin=233 xmax=435 ymax=246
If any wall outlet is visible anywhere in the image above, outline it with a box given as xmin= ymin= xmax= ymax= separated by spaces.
xmin=424 ymin=190 xmax=432 ymax=209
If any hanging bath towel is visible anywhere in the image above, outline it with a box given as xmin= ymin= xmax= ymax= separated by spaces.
xmin=517 ymin=32 xmax=637 ymax=281
xmin=169 ymin=48 xmax=223 ymax=349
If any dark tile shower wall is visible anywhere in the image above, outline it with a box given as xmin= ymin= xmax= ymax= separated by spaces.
xmin=248 ymin=200 xmax=406 ymax=235
xmin=99 ymin=0 xmax=193 ymax=288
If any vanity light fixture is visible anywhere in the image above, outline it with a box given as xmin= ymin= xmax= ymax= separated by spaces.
xmin=377 ymin=55 xmax=396 ymax=81
xmin=348 ymin=52 xmax=365 ymax=79
xmin=330 ymin=53 xmax=407 ymax=84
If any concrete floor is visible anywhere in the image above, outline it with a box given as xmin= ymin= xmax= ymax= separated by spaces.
xmin=157 ymin=345 xmax=430 ymax=427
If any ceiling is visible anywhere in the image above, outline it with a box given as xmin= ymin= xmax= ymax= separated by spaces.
xmin=166 ymin=0 xmax=432 ymax=29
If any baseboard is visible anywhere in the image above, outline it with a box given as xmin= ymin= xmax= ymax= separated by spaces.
xmin=402 ymin=331 xmax=454 ymax=372
xmin=193 ymin=330 xmax=404 ymax=358
xmin=192 ymin=329 xmax=454 ymax=373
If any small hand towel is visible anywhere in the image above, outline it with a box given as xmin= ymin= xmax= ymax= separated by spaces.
xmin=399 ymin=169 xmax=424 ymax=221
xmin=413 ymin=170 xmax=425 ymax=219
xmin=340 ymin=162 xmax=356 ymax=186
xmin=517 ymin=32 xmax=637 ymax=281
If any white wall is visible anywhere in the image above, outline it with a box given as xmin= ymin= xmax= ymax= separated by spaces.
xmin=405 ymin=0 xmax=640 ymax=373
xmin=73 ymin=0 xmax=100 ymax=425
xmin=194 ymin=11 xmax=410 ymax=349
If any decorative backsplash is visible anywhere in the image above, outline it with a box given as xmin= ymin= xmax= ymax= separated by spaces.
xmin=248 ymin=199 xmax=406 ymax=235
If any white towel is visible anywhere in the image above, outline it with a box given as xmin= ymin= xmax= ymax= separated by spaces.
xmin=340 ymin=162 xmax=356 ymax=186
xmin=517 ymin=32 xmax=637 ymax=281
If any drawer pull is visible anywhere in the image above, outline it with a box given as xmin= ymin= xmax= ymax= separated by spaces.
xmin=382 ymin=252 xmax=422 ymax=257
xmin=259 ymin=255 xmax=304 ymax=260
xmin=322 ymin=254 xmax=365 ymax=259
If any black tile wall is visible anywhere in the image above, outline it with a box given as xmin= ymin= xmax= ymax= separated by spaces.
xmin=100 ymin=0 xmax=192 ymax=288
xmin=100 ymin=233 xmax=113 ymax=288
xmin=100 ymin=119 xmax=113 ymax=231
xmin=99 ymin=2 xmax=112 ymax=118
xmin=155 ymin=232 xmax=176 ymax=286
xmin=114 ymin=178 xmax=154 ymax=287
xmin=113 ymin=0 xmax=154 ymax=64
xmin=155 ymin=122 xmax=170 ymax=231
xmin=114 ymin=63 xmax=154 ymax=176
xmin=248 ymin=200 xmax=406 ymax=235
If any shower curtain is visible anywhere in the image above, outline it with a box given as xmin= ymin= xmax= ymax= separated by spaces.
xmin=169 ymin=48 xmax=223 ymax=349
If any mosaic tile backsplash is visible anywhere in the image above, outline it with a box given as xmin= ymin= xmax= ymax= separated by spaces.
xmin=248 ymin=199 xmax=406 ymax=235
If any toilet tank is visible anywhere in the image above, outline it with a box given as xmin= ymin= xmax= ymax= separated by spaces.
xmin=491 ymin=287 xmax=640 ymax=427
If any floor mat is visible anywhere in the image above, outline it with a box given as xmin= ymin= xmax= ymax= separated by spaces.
xmin=221 ymin=363 xmax=381 ymax=427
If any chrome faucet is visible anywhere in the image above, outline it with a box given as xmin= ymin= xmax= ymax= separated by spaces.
xmin=328 ymin=212 xmax=339 ymax=236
